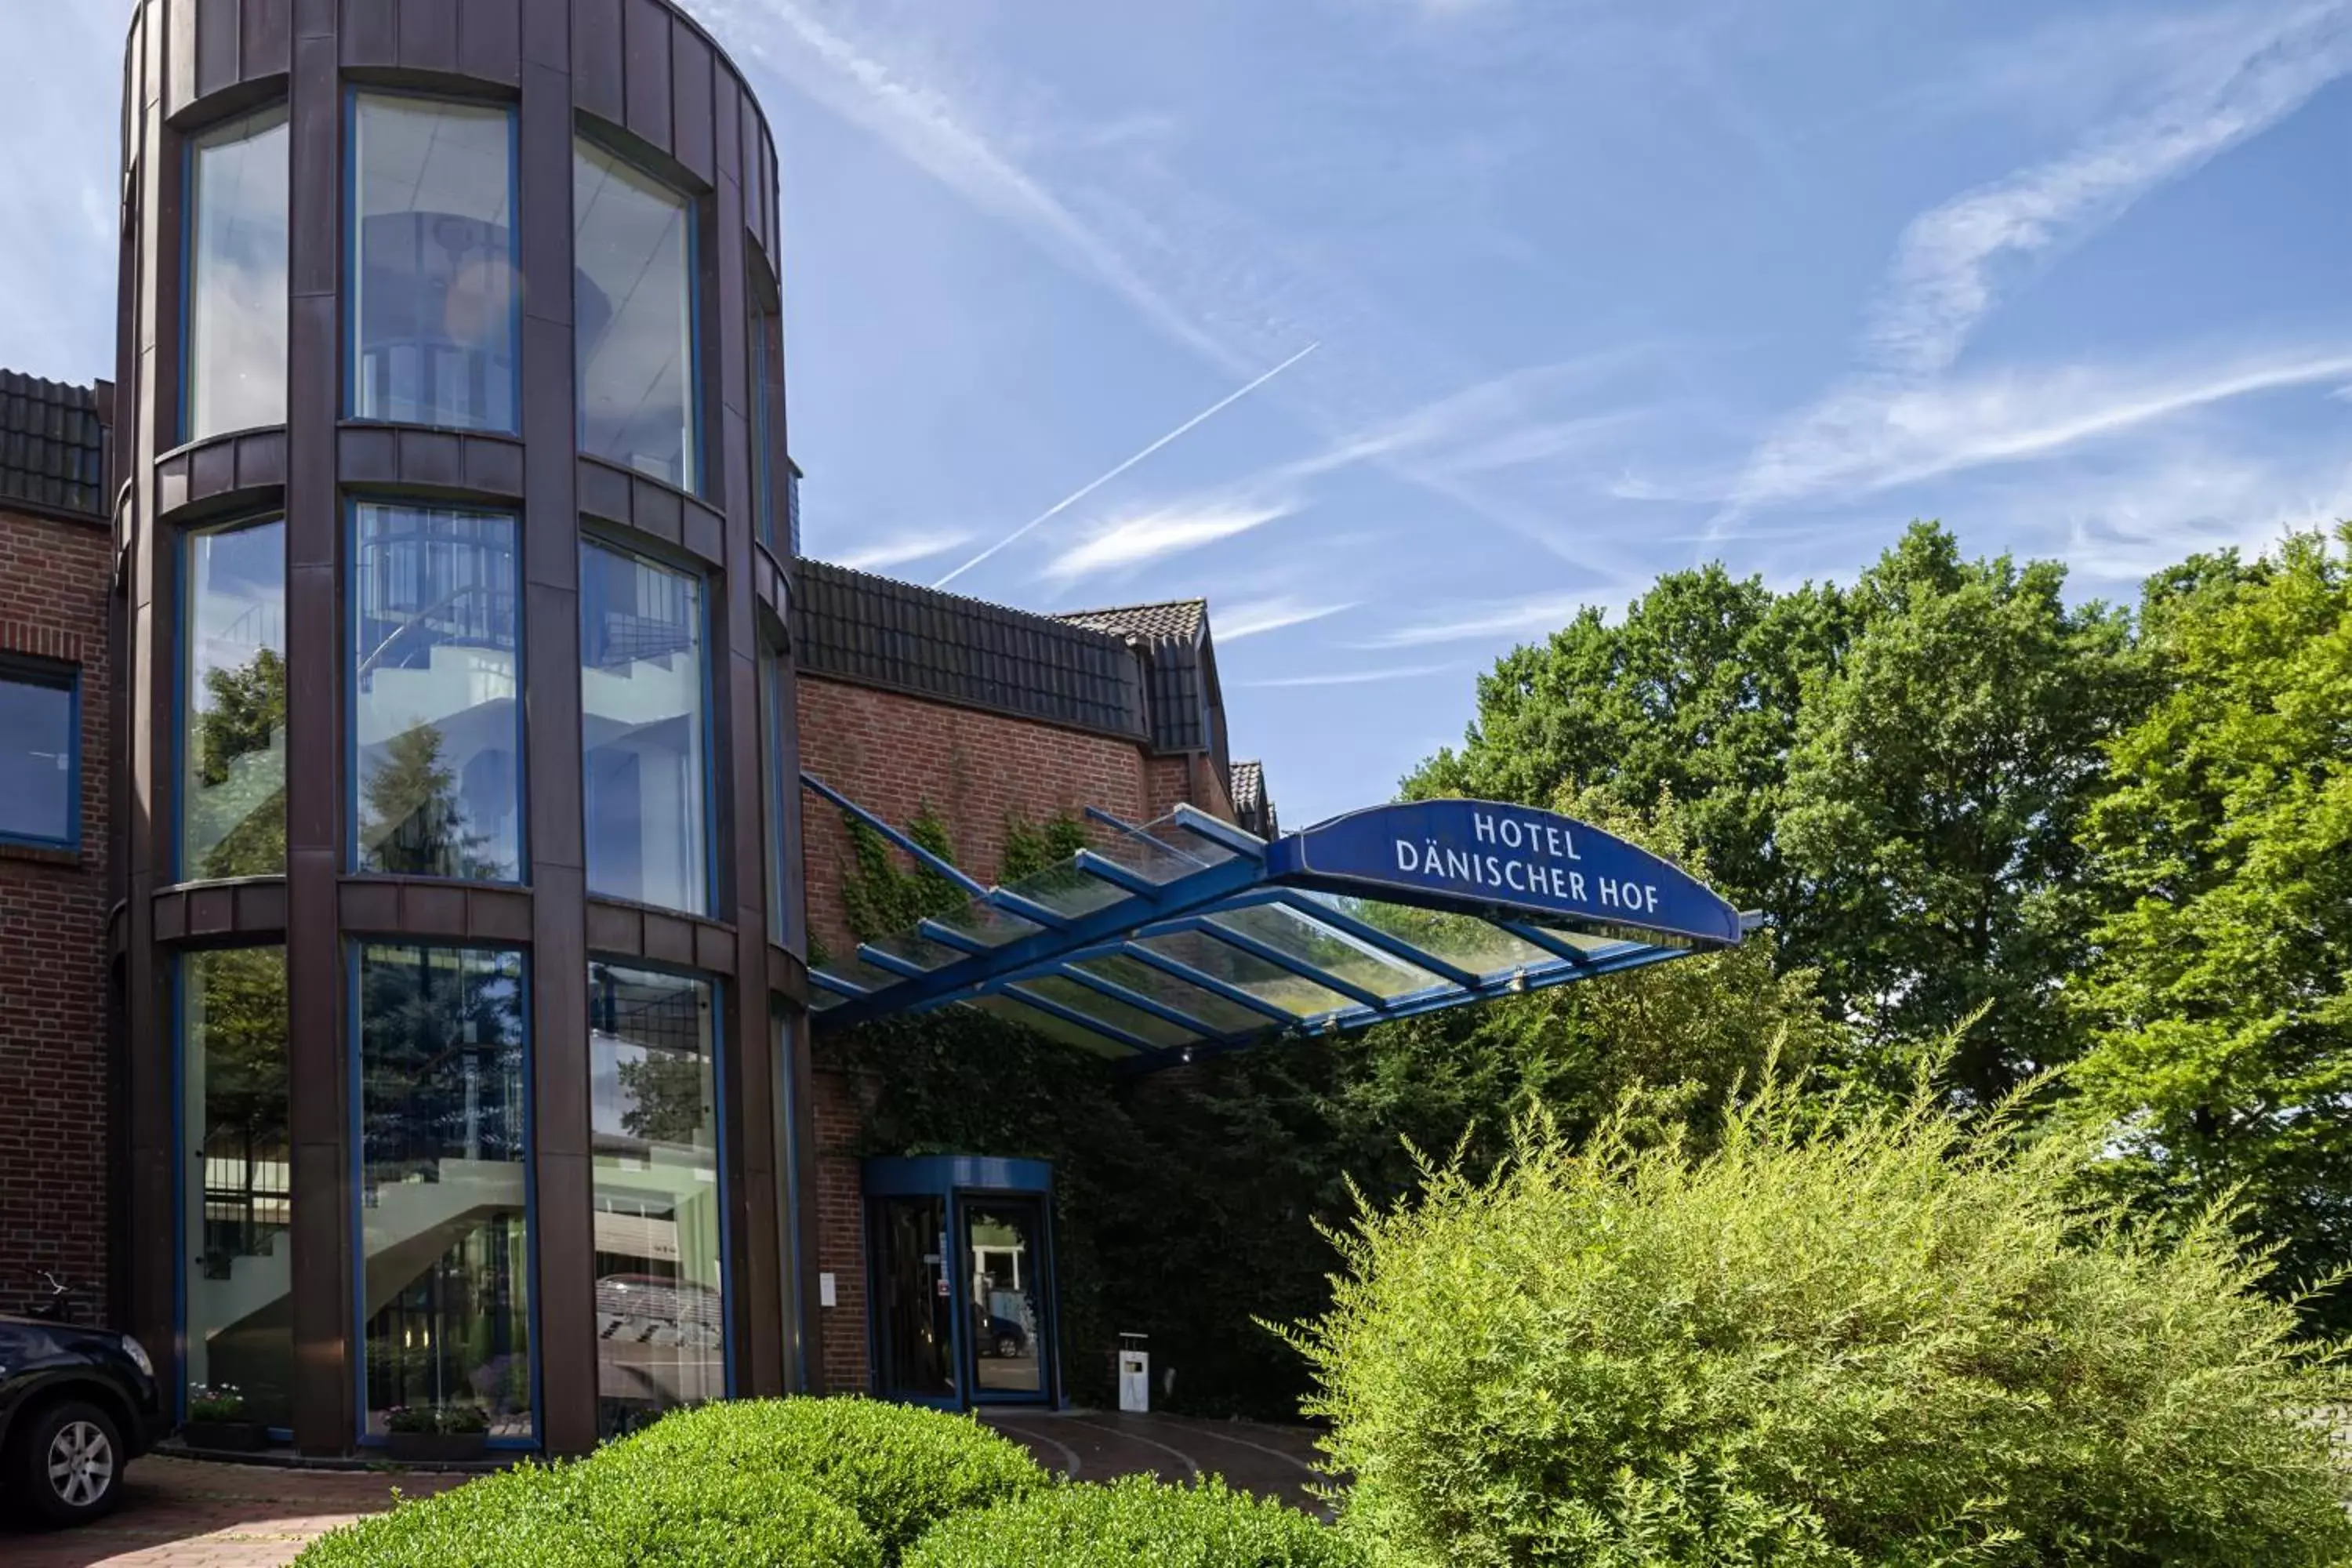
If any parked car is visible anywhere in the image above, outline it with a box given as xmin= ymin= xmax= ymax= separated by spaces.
xmin=0 ymin=1293 xmax=166 ymax=1527
xmin=980 ymin=1314 xmax=1029 ymax=1359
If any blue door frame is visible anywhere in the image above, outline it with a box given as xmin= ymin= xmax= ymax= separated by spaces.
xmin=862 ymin=1156 xmax=1061 ymax=1412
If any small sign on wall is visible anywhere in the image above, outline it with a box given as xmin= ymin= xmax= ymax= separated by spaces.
xmin=818 ymin=1272 xmax=837 ymax=1308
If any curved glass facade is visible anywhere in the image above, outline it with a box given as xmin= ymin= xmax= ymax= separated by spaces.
xmin=122 ymin=0 xmax=806 ymax=1460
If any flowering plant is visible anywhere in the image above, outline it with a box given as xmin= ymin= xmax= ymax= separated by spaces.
xmin=187 ymin=1383 xmax=247 ymax=1422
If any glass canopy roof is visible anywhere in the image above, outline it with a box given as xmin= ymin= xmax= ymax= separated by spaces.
xmin=804 ymin=782 xmax=1758 ymax=1066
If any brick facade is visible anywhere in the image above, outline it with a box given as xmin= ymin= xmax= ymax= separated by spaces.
xmin=794 ymin=670 xmax=1240 ymax=1393
xmin=0 ymin=503 xmax=114 ymax=1318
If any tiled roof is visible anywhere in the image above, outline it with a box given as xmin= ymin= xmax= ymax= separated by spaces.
xmin=0 ymin=370 xmax=106 ymax=521
xmin=1055 ymin=598 xmax=1207 ymax=644
xmin=1229 ymin=759 xmax=1264 ymax=816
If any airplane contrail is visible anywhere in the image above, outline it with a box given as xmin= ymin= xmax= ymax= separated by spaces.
xmin=932 ymin=342 xmax=1320 ymax=590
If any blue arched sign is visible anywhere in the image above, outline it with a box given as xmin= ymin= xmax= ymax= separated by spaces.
xmin=1265 ymin=799 xmax=1743 ymax=946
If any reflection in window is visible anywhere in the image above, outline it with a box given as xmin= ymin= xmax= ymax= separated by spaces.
xmin=357 ymin=944 xmax=531 ymax=1439
xmin=750 ymin=303 xmax=780 ymax=549
xmin=575 ymin=141 xmax=696 ymax=489
xmin=759 ymin=646 xmax=791 ymax=944
xmin=590 ymin=963 xmax=725 ymax=1436
xmin=351 ymin=95 xmax=517 ymax=432
xmin=183 ymin=521 xmax=286 ymax=879
xmin=0 ymin=660 xmax=76 ymax=848
xmin=187 ymin=106 xmax=289 ymax=440
xmin=773 ymin=1011 xmax=808 ymax=1391
xmin=581 ymin=541 xmax=709 ymax=914
xmin=352 ymin=505 xmax=522 ymax=880
xmin=182 ymin=946 xmax=292 ymax=1431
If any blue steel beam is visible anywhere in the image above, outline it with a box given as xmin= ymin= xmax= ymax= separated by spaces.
xmin=994 ymin=983 xmax=1165 ymax=1058
xmin=1108 ymin=942 xmax=1303 ymax=1025
xmin=1046 ymin=965 xmax=1239 ymax=1044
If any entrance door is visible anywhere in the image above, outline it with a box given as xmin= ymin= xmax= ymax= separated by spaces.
xmin=959 ymin=1197 xmax=1050 ymax=1403
xmin=870 ymin=1196 xmax=957 ymax=1405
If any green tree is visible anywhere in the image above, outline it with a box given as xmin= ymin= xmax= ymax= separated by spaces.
xmin=1777 ymin=523 xmax=2142 ymax=1103
xmin=187 ymin=648 xmax=288 ymax=878
xmin=1405 ymin=563 xmax=1851 ymax=912
xmin=2070 ymin=526 xmax=2352 ymax=1325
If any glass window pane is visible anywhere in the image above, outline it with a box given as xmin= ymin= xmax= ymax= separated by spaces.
xmin=351 ymin=96 xmax=517 ymax=433
xmin=184 ymin=521 xmax=286 ymax=879
xmin=0 ymin=667 xmax=75 ymax=845
xmin=188 ymin=106 xmax=289 ymax=440
xmin=1131 ymin=930 xmax=1349 ymax=1019
xmin=581 ymin=541 xmax=710 ymax=914
xmin=1071 ymin=954 xmax=1269 ymax=1036
xmin=352 ymin=505 xmax=522 ymax=880
xmin=575 ymin=141 xmax=696 ymax=490
xmin=1000 ymin=859 xmax=1129 ymax=921
xmin=750 ymin=306 xmax=778 ymax=550
xmin=929 ymin=898 xmax=1045 ymax=949
xmin=357 ymin=944 xmax=531 ymax=1439
xmin=1011 ymin=975 xmax=1201 ymax=1049
xmin=1205 ymin=903 xmax=1446 ymax=1001
xmin=590 ymin=963 xmax=725 ymax=1437
xmin=182 ymin=946 xmax=292 ymax=1431
xmin=760 ymin=648 xmax=791 ymax=944
xmin=1297 ymin=891 xmax=1558 ymax=981
xmin=967 ymin=995 xmax=1134 ymax=1059
xmin=772 ymin=1012 xmax=808 ymax=1392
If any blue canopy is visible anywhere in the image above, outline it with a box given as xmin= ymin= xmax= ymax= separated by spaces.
xmin=805 ymin=779 xmax=1758 ymax=1065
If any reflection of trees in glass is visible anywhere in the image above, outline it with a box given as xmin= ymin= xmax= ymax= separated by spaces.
xmin=617 ymin=1048 xmax=709 ymax=1145
xmin=360 ymin=724 xmax=499 ymax=880
xmin=188 ymin=648 xmax=287 ymax=878
xmin=358 ymin=946 xmax=526 ymax=1175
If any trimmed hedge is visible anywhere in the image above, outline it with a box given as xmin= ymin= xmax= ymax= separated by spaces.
xmin=602 ymin=1397 xmax=1047 ymax=1559
xmin=293 ymin=1459 xmax=878 ymax=1568
xmin=297 ymin=1397 xmax=1044 ymax=1567
xmin=905 ymin=1476 xmax=1357 ymax=1568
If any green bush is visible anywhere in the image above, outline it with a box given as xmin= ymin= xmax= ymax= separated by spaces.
xmin=602 ymin=1396 xmax=1047 ymax=1560
xmin=1284 ymin=1076 xmax=2352 ymax=1568
xmin=292 ymin=1465 xmax=606 ymax=1568
xmin=905 ymin=1475 xmax=1358 ymax=1567
xmin=583 ymin=1443 xmax=880 ymax=1567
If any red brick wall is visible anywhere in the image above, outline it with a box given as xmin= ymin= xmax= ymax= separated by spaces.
xmin=795 ymin=675 xmax=1165 ymax=960
xmin=0 ymin=506 xmax=114 ymax=1318
xmin=794 ymin=673 xmax=1240 ymax=1395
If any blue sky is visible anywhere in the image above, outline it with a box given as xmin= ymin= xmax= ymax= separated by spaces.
xmin=5 ymin=2 xmax=2349 ymax=828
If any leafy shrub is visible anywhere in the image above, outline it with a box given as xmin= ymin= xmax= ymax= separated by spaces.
xmin=186 ymin=1382 xmax=245 ymax=1421
xmin=293 ymin=1465 xmax=606 ymax=1568
xmin=1284 ymin=1076 xmax=2352 ymax=1568
xmin=905 ymin=1475 xmax=1357 ymax=1567
xmin=294 ymin=1452 xmax=880 ymax=1568
xmin=601 ymin=1396 xmax=1046 ymax=1560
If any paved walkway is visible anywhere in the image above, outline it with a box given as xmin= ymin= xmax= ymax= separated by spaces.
xmin=0 ymin=1459 xmax=464 ymax=1568
xmin=0 ymin=1413 xmax=1327 ymax=1566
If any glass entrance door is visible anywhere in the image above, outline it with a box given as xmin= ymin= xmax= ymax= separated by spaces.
xmin=870 ymin=1196 xmax=957 ymax=1405
xmin=960 ymin=1197 xmax=1050 ymax=1403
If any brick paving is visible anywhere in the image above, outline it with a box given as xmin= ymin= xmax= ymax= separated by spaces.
xmin=0 ymin=1457 xmax=464 ymax=1568
xmin=0 ymin=1412 xmax=1327 ymax=1566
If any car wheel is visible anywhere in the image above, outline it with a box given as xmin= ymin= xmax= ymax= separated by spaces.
xmin=995 ymin=1334 xmax=1021 ymax=1359
xmin=9 ymin=1399 xmax=125 ymax=1527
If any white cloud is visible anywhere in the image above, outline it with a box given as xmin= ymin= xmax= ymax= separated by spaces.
xmin=0 ymin=8 xmax=125 ymax=383
xmin=1045 ymin=499 xmax=1296 ymax=583
xmin=1234 ymin=662 xmax=1457 ymax=688
xmin=1354 ymin=593 xmax=1588 ymax=648
xmin=1730 ymin=0 xmax=2352 ymax=517
xmin=824 ymin=530 xmax=974 ymax=572
xmin=1741 ymin=347 xmax=2352 ymax=503
xmin=1216 ymin=596 xmax=1359 ymax=642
